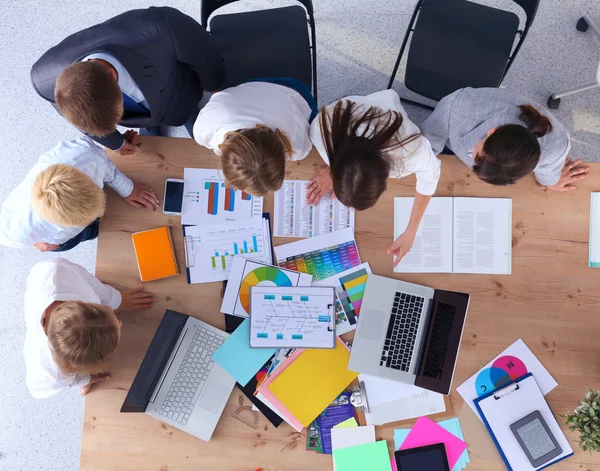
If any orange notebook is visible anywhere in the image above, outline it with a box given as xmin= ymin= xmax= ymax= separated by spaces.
xmin=132 ymin=226 xmax=180 ymax=282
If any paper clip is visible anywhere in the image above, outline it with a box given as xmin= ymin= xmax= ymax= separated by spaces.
xmin=350 ymin=380 xmax=370 ymax=414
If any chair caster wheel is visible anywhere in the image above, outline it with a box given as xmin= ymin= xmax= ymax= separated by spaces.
xmin=547 ymin=96 xmax=561 ymax=110
xmin=577 ymin=17 xmax=589 ymax=32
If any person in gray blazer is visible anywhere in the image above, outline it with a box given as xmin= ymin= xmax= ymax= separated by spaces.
xmin=420 ymin=87 xmax=589 ymax=191
xmin=31 ymin=7 xmax=225 ymax=155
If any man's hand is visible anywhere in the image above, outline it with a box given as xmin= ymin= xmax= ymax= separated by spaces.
xmin=547 ymin=158 xmax=590 ymax=192
xmin=80 ymin=373 xmax=111 ymax=396
xmin=116 ymin=286 xmax=156 ymax=313
xmin=387 ymin=229 xmax=417 ymax=268
xmin=117 ymin=130 xmax=141 ymax=156
xmin=306 ymin=166 xmax=334 ymax=205
xmin=124 ymin=183 xmax=159 ymax=210
xmin=33 ymin=242 xmax=61 ymax=252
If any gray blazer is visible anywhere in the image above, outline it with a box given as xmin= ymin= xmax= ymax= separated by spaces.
xmin=31 ymin=7 xmax=225 ymax=150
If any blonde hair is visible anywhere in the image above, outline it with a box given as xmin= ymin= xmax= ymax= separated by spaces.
xmin=31 ymin=164 xmax=105 ymax=227
xmin=47 ymin=301 xmax=119 ymax=375
xmin=219 ymin=125 xmax=292 ymax=196
xmin=55 ymin=61 xmax=123 ymax=137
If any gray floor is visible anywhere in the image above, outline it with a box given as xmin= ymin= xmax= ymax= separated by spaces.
xmin=0 ymin=1 xmax=599 ymax=470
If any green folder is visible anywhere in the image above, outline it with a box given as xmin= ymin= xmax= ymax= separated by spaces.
xmin=332 ymin=440 xmax=392 ymax=471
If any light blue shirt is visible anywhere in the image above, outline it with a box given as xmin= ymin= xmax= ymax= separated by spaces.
xmin=83 ymin=52 xmax=150 ymax=110
xmin=0 ymin=137 xmax=133 ymax=249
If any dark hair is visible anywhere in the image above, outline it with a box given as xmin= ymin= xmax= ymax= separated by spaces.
xmin=474 ymin=104 xmax=553 ymax=185
xmin=320 ymin=100 xmax=420 ymax=210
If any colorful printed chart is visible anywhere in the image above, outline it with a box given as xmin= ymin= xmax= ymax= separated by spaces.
xmin=474 ymin=355 xmax=528 ymax=396
xmin=239 ymin=266 xmax=293 ymax=313
xmin=335 ymin=268 xmax=369 ymax=327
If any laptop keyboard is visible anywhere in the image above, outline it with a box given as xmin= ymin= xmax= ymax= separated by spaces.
xmin=157 ymin=326 xmax=225 ymax=426
xmin=422 ymin=302 xmax=457 ymax=379
xmin=380 ymin=292 xmax=425 ymax=372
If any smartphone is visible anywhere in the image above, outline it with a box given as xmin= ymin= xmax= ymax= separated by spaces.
xmin=163 ymin=178 xmax=185 ymax=216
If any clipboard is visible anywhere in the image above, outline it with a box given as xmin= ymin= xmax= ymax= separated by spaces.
xmin=474 ymin=373 xmax=573 ymax=471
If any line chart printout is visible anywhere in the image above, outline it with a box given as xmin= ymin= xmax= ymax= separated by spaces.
xmin=249 ymin=286 xmax=335 ymax=348
xmin=274 ymin=180 xmax=355 ymax=238
xmin=181 ymin=168 xmax=263 ymax=225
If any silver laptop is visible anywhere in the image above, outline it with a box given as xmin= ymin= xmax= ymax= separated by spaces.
xmin=348 ymin=275 xmax=469 ymax=395
xmin=121 ymin=310 xmax=235 ymax=441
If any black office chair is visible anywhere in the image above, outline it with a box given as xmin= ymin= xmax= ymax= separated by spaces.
xmin=387 ymin=0 xmax=540 ymax=109
xmin=201 ymin=0 xmax=317 ymax=102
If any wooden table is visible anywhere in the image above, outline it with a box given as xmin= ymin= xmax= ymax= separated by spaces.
xmin=82 ymin=137 xmax=600 ymax=471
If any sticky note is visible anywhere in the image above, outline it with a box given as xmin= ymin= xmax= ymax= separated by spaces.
xmin=334 ymin=418 xmax=359 ymax=429
xmin=212 ymin=319 xmax=276 ymax=386
xmin=333 ymin=440 xmax=392 ymax=471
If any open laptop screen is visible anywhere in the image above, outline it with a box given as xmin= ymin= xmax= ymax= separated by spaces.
xmin=121 ymin=310 xmax=188 ymax=412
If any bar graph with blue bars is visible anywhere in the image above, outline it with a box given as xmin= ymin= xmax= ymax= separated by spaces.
xmin=204 ymin=225 xmax=265 ymax=273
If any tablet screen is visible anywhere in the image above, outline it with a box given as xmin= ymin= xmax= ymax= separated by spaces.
xmin=515 ymin=418 xmax=556 ymax=460
xmin=395 ymin=445 xmax=450 ymax=471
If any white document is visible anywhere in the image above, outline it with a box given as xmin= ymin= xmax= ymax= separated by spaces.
xmin=221 ymin=258 xmax=312 ymax=318
xmin=181 ymin=168 xmax=263 ymax=225
xmin=274 ymin=228 xmax=362 ymax=282
xmin=589 ymin=193 xmax=600 ymax=267
xmin=312 ymin=263 xmax=372 ymax=335
xmin=183 ymin=221 xmax=265 ymax=284
xmin=331 ymin=426 xmax=376 ymax=471
xmin=394 ymin=197 xmax=453 ymax=273
xmin=359 ymin=373 xmax=427 ymax=408
xmin=255 ymin=391 xmax=303 ymax=432
xmin=457 ymin=339 xmax=558 ymax=421
xmin=273 ymin=180 xmax=355 ymax=237
xmin=364 ymin=389 xmax=446 ymax=426
xmin=476 ymin=375 xmax=572 ymax=470
xmin=249 ymin=286 xmax=335 ymax=348
xmin=394 ymin=197 xmax=512 ymax=274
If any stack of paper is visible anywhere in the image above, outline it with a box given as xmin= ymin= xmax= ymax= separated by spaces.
xmin=393 ymin=417 xmax=468 ymax=471
xmin=331 ymin=425 xmax=377 ymax=471
xmin=333 ymin=440 xmax=392 ymax=471
xmin=257 ymin=338 xmax=358 ymax=431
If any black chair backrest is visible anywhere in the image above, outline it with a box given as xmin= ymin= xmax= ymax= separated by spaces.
xmin=201 ymin=0 xmax=315 ymax=27
xmin=511 ymin=0 xmax=540 ymax=23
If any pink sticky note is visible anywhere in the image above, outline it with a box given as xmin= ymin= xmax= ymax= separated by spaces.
xmin=399 ymin=417 xmax=467 ymax=469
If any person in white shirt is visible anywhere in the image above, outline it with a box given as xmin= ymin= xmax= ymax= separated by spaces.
xmin=193 ymin=79 xmax=316 ymax=196
xmin=0 ymin=137 xmax=158 ymax=252
xmin=23 ymin=258 xmax=156 ymax=399
xmin=308 ymin=89 xmax=441 ymax=266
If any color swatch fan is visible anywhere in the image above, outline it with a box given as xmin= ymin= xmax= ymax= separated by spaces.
xmin=335 ymin=267 xmax=369 ymax=326
xmin=221 ymin=258 xmax=313 ymax=318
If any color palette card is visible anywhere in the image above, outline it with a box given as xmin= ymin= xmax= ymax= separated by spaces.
xmin=212 ymin=319 xmax=276 ymax=386
xmin=333 ymin=440 xmax=392 ymax=471
xmin=274 ymin=228 xmax=361 ymax=281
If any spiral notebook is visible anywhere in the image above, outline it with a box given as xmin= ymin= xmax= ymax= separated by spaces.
xmin=132 ymin=226 xmax=179 ymax=282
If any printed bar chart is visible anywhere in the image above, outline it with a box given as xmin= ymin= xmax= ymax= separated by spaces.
xmin=205 ymin=182 xmax=219 ymax=216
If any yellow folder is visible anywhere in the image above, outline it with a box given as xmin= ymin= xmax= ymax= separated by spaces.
xmin=267 ymin=338 xmax=358 ymax=427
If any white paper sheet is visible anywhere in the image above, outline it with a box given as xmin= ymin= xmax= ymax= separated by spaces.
xmin=359 ymin=374 xmax=426 ymax=408
xmin=184 ymin=221 xmax=265 ymax=284
xmin=312 ymin=263 xmax=372 ymax=335
xmin=394 ymin=197 xmax=453 ymax=273
xmin=273 ymin=180 xmax=355 ymax=237
xmin=589 ymin=193 xmax=600 ymax=267
xmin=364 ymin=389 xmax=446 ymax=426
xmin=453 ymin=197 xmax=512 ymax=275
xmin=331 ymin=426 xmax=376 ymax=471
xmin=181 ymin=168 xmax=263 ymax=225
xmin=249 ymin=286 xmax=335 ymax=348
xmin=456 ymin=339 xmax=558 ymax=421
xmin=221 ymin=258 xmax=312 ymax=317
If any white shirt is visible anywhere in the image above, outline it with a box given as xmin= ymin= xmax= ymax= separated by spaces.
xmin=310 ymin=90 xmax=441 ymax=196
xmin=83 ymin=52 xmax=149 ymax=109
xmin=193 ymin=82 xmax=312 ymax=161
xmin=23 ymin=258 xmax=122 ymax=399
xmin=0 ymin=137 xmax=133 ymax=249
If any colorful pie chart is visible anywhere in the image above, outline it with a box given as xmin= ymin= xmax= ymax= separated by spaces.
xmin=239 ymin=266 xmax=293 ymax=314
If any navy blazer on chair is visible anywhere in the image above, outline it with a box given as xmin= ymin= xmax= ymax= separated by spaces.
xmin=31 ymin=7 xmax=225 ymax=150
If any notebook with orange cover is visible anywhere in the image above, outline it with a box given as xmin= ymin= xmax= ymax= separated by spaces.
xmin=132 ymin=226 xmax=179 ymax=282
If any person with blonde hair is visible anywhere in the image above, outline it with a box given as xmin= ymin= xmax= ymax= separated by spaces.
xmin=193 ymin=79 xmax=317 ymax=196
xmin=0 ymin=137 xmax=158 ymax=252
xmin=23 ymin=258 xmax=156 ymax=398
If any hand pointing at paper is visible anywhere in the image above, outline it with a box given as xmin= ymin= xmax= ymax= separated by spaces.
xmin=388 ymin=192 xmax=431 ymax=267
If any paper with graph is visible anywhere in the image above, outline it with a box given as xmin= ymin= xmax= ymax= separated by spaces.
xmin=181 ymin=168 xmax=263 ymax=225
xmin=249 ymin=286 xmax=336 ymax=348
xmin=313 ymin=262 xmax=372 ymax=335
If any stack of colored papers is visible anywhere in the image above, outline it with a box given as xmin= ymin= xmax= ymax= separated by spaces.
xmin=393 ymin=417 xmax=469 ymax=471
xmin=333 ymin=440 xmax=392 ymax=471
xmin=331 ymin=425 xmax=376 ymax=471
xmin=306 ymin=393 xmax=356 ymax=454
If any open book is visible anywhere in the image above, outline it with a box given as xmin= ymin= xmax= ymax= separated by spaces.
xmin=394 ymin=197 xmax=512 ymax=274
